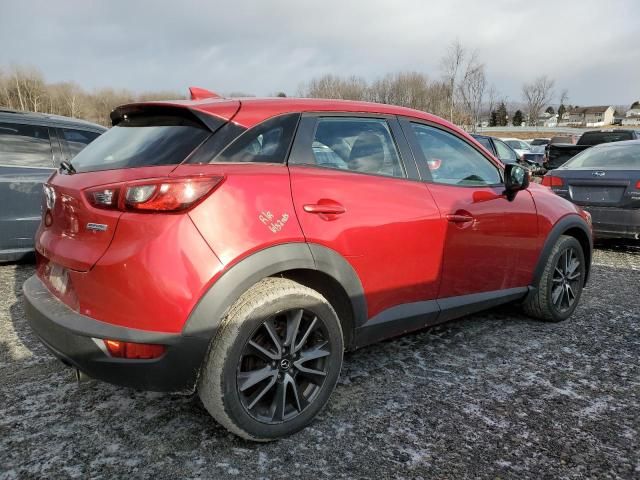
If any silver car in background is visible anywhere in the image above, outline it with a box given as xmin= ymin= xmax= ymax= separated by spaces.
xmin=0 ymin=109 xmax=105 ymax=261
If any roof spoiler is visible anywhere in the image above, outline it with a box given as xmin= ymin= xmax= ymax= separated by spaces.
xmin=189 ymin=86 xmax=222 ymax=101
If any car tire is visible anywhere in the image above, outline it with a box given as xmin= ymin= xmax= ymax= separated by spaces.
xmin=198 ymin=277 xmax=344 ymax=441
xmin=523 ymin=235 xmax=586 ymax=322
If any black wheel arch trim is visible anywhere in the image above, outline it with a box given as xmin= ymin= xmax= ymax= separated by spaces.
xmin=182 ymin=242 xmax=367 ymax=344
xmin=533 ymin=214 xmax=593 ymax=287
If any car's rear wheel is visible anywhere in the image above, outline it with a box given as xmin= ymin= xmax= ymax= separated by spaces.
xmin=198 ymin=277 xmax=344 ymax=441
xmin=523 ymin=235 xmax=585 ymax=322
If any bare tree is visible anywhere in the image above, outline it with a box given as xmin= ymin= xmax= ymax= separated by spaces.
xmin=457 ymin=54 xmax=486 ymax=132
xmin=440 ymin=39 xmax=465 ymax=123
xmin=485 ymin=84 xmax=498 ymax=118
xmin=522 ymin=75 xmax=555 ymax=127
xmin=301 ymin=74 xmax=368 ymax=101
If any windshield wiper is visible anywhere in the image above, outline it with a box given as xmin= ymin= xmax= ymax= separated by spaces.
xmin=59 ymin=161 xmax=76 ymax=175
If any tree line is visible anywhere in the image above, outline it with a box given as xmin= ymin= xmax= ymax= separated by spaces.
xmin=0 ymin=66 xmax=183 ymax=126
xmin=1 ymin=41 xmax=567 ymax=130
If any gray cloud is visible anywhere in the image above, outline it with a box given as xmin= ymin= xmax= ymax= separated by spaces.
xmin=1 ymin=0 xmax=638 ymax=105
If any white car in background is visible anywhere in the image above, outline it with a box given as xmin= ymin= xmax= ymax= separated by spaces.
xmin=501 ymin=138 xmax=532 ymax=159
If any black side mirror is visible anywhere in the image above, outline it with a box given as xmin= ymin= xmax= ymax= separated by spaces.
xmin=503 ymin=164 xmax=529 ymax=201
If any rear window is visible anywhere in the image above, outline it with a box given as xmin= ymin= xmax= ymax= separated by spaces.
xmin=70 ymin=114 xmax=210 ymax=173
xmin=0 ymin=122 xmax=53 ymax=167
xmin=578 ymin=131 xmax=634 ymax=146
xmin=531 ymin=139 xmax=549 ymax=146
xmin=562 ymin=144 xmax=640 ymax=170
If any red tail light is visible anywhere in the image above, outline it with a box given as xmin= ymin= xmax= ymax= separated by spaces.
xmin=85 ymin=176 xmax=223 ymax=212
xmin=541 ymin=175 xmax=564 ymax=187
xmin=636 ymin=180 xmax=640 ymax=190
xmin=104 ymin=339 xmax=166 ymax=359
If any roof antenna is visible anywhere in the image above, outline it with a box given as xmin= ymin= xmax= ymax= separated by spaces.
xmin=189 ymin=87 xmax=222 ymax=101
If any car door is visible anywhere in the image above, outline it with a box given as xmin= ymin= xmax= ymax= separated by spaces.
xmin=0 ymin=121 xmax=56 ymax=256
xmin=400 ymin=119 xmax=539 ymax=305
xmin=287 ymin=114 xmax=446 ymax=337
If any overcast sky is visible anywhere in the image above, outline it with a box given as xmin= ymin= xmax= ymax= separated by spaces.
xmin=1 ymin=0 xmax=639 ymax=106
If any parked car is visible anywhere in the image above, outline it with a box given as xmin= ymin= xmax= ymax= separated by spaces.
xmin=471 ymin=134 xmax=544 ymax=174
xmin=24 ymin=93 xmax=592 ymax=441
xmin=501 ymin=138 xmax=532 ymax=159
xmin=542 ymin=140 xmax=640 ymax=239
xmin=544 ymin=129 xmax=640 ymax=171
xmin=0 ymin=109 xmax=105 ymax=261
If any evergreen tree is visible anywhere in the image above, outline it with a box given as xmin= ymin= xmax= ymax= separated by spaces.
xmin=512 ymin=110 xmax=523 ymax=126
xmin=496 ymin=102 xmax=508 ymax=126
xmin=558 ymin=103 xmax=566 ymax=119
xmin=489 ymin=110 xmax=497 ymax=127
xmin=545 ymin=106 xmax=555 ymax=114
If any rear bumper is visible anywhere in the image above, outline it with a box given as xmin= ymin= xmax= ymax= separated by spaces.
xmin=581 ymin=206 xmax=640 ymax=240
xmin=23 ymin=275 xmax=211 ymax=393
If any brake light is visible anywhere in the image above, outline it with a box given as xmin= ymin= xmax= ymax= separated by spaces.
xmin=636 ymin=180 xmax=640 ymax=190
xmin=85 ymin=176 xmax=223 ymax=212
xmin=103 ymin=339 xmax=166 ymax=359
xmin=541 ymin=175 xmax=564 ymax=187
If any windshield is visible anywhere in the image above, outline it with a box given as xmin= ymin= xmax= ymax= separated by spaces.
xmin=562 ymin=143 xmax=640 ymax=169
xmin=578 ymin=131 xmax=634 ymax=146
xmin=71 ymin=114 xmax=211 ymax=173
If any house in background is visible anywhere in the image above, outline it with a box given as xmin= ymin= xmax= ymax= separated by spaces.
xmin=622 ymin=101 xmax=640 ymax=126
xmin=566 ymin=106 xmax=615 ymax=127
xmin=537 ymin=112 xmax=558 ymax=127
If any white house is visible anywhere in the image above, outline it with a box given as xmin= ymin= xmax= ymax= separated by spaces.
xmin=567 ymin=106 xmax=615 ymax=127
xmin=622 ymin=101 xmax=640 ymax=126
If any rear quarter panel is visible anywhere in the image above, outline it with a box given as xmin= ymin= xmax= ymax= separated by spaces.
xmin=175 ymin=163 xmax=306 ymax=266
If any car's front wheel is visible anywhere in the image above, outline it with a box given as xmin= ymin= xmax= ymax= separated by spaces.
xmin=523 ymin=235 xmax=586 ymax=322
xmin=198 ymin=277 xmax=344 ymax=441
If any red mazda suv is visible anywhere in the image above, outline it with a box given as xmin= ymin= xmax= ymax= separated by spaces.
xmin=24 ymin=89 xmax=592 ymax=440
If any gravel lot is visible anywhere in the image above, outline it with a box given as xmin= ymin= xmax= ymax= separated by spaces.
xmin=1 ymin=242 xmax=639 ymax=479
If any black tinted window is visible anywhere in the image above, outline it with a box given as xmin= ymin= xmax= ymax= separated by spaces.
xmin=70 ymin=114 xmax=210 ymax=173
xmin=213 ymin=113 xmax=299 ymax=163
xmin=0 ymin=122 xmax=53 ymax=167
xmin=59 ymin=128 xmax=101 ymax=160
xmin=473 ymin=136 xmax=493 ymax=151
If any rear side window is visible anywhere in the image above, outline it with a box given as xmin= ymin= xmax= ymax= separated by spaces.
xmin=578 ymin=131 xmax=634 ymax=146
xmin=59 ymin=128 xmax=101 ymax=161
xmin=212 ymin=113 xmax=299 ymax=163
xmin=0 ymin=122 xmax=53 ymax=167
xmin=290 ymin=117 xmax=406 ymax=178
xmin=494 ymin=139 xmax=518 ymax=162
xmin=474 ymin=136 xmax=493 ymax=152
xmin=70 ymin=114 xmax=210 ymax=173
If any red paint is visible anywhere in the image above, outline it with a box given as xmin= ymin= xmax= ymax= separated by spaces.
xmin=35 ymin=97 xmax=588 ymax=334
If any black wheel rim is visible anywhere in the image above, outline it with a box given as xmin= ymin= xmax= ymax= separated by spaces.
xmin=237 ymin=309 xmax=331 ymax=424
xmin=551 ymin=247 xmax=581 ymax=313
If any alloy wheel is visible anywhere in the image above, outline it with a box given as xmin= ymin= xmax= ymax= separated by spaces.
xmin=551 ymin=247 xmax=582 ymax=313
xmin=237 ymin=308 xmax=331 ymax=424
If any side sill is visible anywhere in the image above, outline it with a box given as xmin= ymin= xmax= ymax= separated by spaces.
xmin=354 ymin=287 xmax=530 ymax=349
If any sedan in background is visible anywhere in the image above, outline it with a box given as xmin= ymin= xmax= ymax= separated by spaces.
xmin=0 ymin=109 xmax=105 ymax=261
xmin=542 ymin=140 xmax=640 ymax=239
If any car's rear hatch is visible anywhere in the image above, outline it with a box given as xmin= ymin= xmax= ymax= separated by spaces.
xmin=554 ymin=169 xmax=640 ymax=209
xmin=38 ymin=100 xmax=240 ymax=272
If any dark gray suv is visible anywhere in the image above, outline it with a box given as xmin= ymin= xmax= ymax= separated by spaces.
xmin=0 ymin=109 xmax=105 ymax=261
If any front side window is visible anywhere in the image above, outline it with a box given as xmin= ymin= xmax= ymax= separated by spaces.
xmin=0 ymin=122 xmax=53 ymax=167
xmin=212 ymin=113 xmax=299 ymax=163
xmin=411 ymin=123 xmax=501 ymax=186
xmin=59 ymin=128 xmax=101 ymax=161
xmin=293 ymin=117 xmax=405 ymax=178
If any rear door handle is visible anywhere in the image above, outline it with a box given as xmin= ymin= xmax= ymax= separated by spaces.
xmin=303 ymin=203 xmax=346 ymax=215
xmin=446 ymin=213 xmax=474 ymax=223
